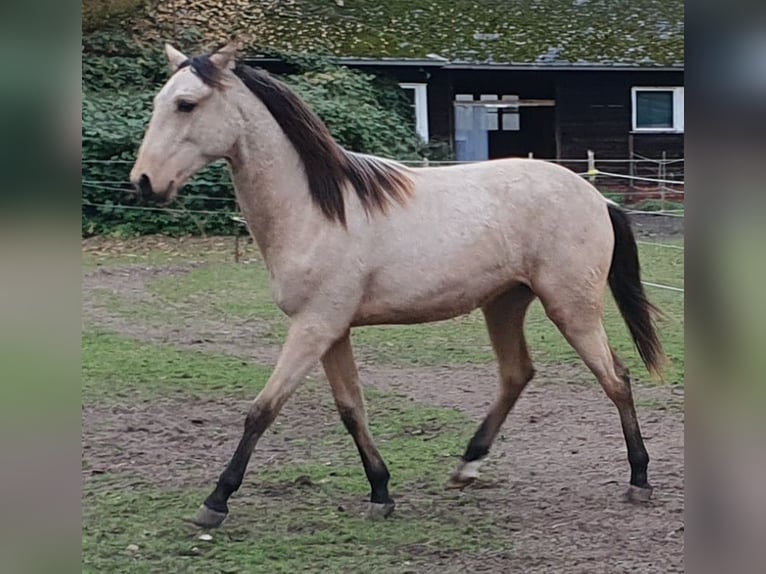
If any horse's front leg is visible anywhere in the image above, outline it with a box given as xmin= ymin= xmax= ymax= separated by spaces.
xmin=194 ymin=316 xmax=345 ymax=528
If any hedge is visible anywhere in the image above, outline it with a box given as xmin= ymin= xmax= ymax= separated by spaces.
xmin=83 ymin=33 xmax=452 ymax=236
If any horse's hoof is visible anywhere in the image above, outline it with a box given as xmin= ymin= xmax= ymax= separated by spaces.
xmin=446 ymin=460 xmax=480 ymax=490
xmin=193 ymin=504 xmax=228 ymax=529
xmin=623 ymin=484 xmax=654 ymax=503
xmin=445 ymin=474 xmax=475 ymax=490
xmin=367 ymin=501 xmax=395 ymax=520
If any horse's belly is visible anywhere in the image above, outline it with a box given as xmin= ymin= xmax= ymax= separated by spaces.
xmin=352 ymin=265 xmax=517 ymax=326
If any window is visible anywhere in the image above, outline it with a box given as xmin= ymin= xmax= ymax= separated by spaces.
xmin=399 ymin=83 xmax=429 ymax=142
xmin=632 ymin=87 xmax=684 ymax=132
xmin=455 ymin=94 xmax=521 ymax=132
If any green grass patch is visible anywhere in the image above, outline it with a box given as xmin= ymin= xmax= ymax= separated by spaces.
xmin=260 ymin=388 xmax=471 ymax=493
xmin=82 ymin=479 xmax=505 ymax=574
xmin=88 ymin=288 xmax=184 ymax=326
xmin=82 ymin=331 xmax=273 ymax=402
xmin=82 ymin=334 xmax=506 ymax=572
xmin=142 ymin=241 xmax=683 ymax=382
xmin=631 ymin=199 xmax=685 ymax=213
xmin=150 ymin=264 xmax=283 ymax=322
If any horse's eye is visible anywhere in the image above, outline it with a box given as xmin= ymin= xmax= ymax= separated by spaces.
xmin=177 ymin=100 xmax=197 ymax=113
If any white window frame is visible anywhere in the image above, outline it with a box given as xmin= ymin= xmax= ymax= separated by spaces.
xmin=631 ymin=87 xmax=684 ymax=133
xmin=399 ymin=83 xmax=429 ymax=142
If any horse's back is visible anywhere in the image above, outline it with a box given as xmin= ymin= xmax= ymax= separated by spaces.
xmin=350 ymin=158 xmax=614 ymax=326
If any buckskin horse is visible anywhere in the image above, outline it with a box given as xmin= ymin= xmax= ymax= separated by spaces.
xmin=130 ymin=42 xmax=664 ymax=528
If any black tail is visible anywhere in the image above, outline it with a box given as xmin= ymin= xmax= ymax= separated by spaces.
xmin=607 ymin=204 xmax=666 ymax=376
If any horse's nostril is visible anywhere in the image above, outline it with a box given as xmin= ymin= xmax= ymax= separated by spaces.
xmin=135 ymin=173 xmax=153 ymax=196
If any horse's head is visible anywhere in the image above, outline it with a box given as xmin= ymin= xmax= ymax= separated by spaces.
xmin=130 ymin=42 xmax=240 ymax=201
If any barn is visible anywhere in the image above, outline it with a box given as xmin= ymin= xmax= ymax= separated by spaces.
xmin=230 ymin=0 xmax=684 ymax=178
xmin=138 ymin=0 xmax=685 ymax=181
xmin=251 ymin=56 xmax=684 ymax=169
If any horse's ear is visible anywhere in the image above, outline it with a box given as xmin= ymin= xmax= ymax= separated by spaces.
xmin=210 ymin=41 xmax=238 ymax=71
xmin=165 ymin=43 xmax=188 ymax=72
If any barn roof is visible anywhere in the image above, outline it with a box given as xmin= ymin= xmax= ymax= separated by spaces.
xmin=142 ymin=0 xmax=684 ymax=68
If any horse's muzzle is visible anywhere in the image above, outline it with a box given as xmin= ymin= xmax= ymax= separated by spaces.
xmin=131 ymin=173 xmax=177 ymax=203
xmin=133 ymin=173 xmax=153 ymax=196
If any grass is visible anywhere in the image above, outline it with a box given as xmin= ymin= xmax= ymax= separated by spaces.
xmin=82 ymin=331 xmax=273 ymax=402
xmin=83 ymin=481 xmax=507 ymax=573
xmin=82 ymin=334 xmax=507 ymax=573
xmin=82 ymin=236 xmax=684 ymax=571
xmin=128 ymin=241 xmax=684 ymax=384
xmin=631 ymin=198 xmax=685 ymax=213
xmin=81 ymin=235 xmax=258 ymax=270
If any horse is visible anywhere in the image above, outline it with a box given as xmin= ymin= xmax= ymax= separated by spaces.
xmin=130 ymin=42 xmax=665 ymax=529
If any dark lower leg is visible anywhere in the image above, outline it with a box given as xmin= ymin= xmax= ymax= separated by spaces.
xmin=448 ymin=380 xmax=529 ymax=488
xmin=456 ymin=287 xmax=536 ymax=481
xmin=462 ymin=386 xmax=523 ymax=463
xmin=618 ymin=401 xmax=651 ymax=488
xmin=195 ymin=320 xmax=342 ymax=527
xmin=203 ymin=406 xmax=274 ymax=513
xmin=338 ymin=406 xmax=392 ymax=504
xmin=611 ymin=353 xmax=651 ymax=489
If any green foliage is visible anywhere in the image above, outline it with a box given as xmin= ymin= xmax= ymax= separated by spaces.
xmin=631 ymin=198 xmax=685 ymax=212
xmin=601 ymin=190 xmax=625 ymax=206
xmin=81 ymin=88 xmax=237 ymax=237
xmin=82 ymin=33 xmax=453 ymax=237
xmin=142 ymin=0 xmax=684 ymax=66
xmin=82 ymin=0 xmax=145 ymax=33
xmin=288 ymin=68 xmax=420 ymax=159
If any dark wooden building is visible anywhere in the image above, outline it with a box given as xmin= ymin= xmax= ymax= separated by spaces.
xmin=249 ymin=56 xmax=684 ymax=172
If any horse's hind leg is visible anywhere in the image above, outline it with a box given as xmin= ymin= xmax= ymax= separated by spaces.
xmin=545 ymin=302 xmax=653 ymax=501
xmin=448 ymin=284 xmax=536 ymax=488
xmin=321 ymin=332 xmax=394 ymax=519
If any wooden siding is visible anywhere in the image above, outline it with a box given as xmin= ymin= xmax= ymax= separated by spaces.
xmin=555 ymin=71 xmax=684 ymax=167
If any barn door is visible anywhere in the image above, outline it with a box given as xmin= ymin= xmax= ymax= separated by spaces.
xmin=454 ymin=103 xmax=489 ymax=161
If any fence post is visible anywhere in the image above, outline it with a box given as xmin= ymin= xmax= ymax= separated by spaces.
xmin=628 ymin=134 xmax=638 ymax=196
xmin=660 ymin=151 xmax=667 ymax=213
xmin=587 ymin=150 xmax=596 ymax=184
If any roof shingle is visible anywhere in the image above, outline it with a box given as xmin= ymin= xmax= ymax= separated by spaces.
xmin=140 ymin=0 xmax=684 ymax=67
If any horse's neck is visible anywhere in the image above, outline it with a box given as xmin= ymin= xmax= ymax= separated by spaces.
xmin=227 ymin=104 xmax=317 ymax=267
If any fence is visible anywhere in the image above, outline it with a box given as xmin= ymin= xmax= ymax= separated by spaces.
xmin=82 ymin=152 xmax=684 ymax=294
xmin=394 ymin=152 xmax=685 ymax=209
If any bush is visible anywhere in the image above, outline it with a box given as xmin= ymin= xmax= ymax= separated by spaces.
xmin=600 ymin=190 xmax=625 ymax=206
xmin=82 ymin=89 xmax=238 ymax=237
xmin=82 ymin=35 xmax=453 ymax=236
xmin=82 ymin=0 xmax=146 ymax=33
xmin=631 ymin=198 xmax=684 ymax=212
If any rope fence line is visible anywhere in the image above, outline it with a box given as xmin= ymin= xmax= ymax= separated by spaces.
xmin=625 ymin=209 xmax=684 ymax=218
xmin=82 ymin=182 xmax=240 ymax=204
xmin=641 ymin=281 xmax=684 ymax=294
xmin=589 ymin=170 xmax=685 ymax=188
xmin=636 ymin=240 xmax=685 ymax=251
xmin=83 ymin=203 xmax=684 ymax=292
xmin=82 ymin=184 xmax=683 ymax=207
xmin=631 ymin=153 xmax=685 ymax=165
xmin=83 ymin=198 xmax=684 ymax=220
xmin=83 ymin=178 xmax=228 ymax=189
xmin=83 ymin=157 xmax=684 ymax=166
xmin=82 ymin=200 xmax=235 ymax=216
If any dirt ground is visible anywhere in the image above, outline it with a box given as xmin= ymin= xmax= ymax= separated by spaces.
xmin=82 ymin=215 xmax=684 ymax=572
xmin=629 ymin=212 xmax=684 ymax=239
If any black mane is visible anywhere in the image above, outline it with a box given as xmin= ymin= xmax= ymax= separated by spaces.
xmin=176 ymin=54 xmax=413 ymax=225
